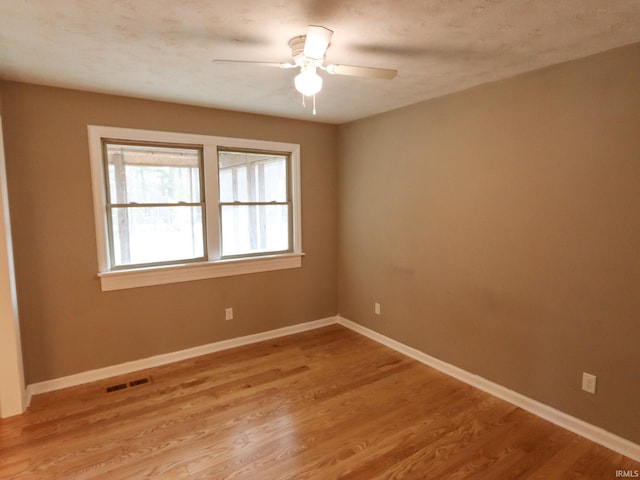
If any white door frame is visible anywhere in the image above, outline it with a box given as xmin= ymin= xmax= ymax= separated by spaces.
xmin=0 ymin=114 xmax=27 ymax=417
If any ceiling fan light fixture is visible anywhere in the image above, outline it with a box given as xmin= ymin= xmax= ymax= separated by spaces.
xmin=294 ymin=66 xmax=323 ymax=96
xmin=214 ymin=25 xmax=398 ymax=116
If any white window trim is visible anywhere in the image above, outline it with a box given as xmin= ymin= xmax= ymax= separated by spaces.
xmin=88 ymin=125 xmax=303 ymax=291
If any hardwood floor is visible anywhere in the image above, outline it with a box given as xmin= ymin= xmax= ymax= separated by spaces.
xmin=1 ymin=325 xmax=637 ymax=479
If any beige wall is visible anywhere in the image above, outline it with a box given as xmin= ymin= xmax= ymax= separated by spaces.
xmin=2 ymin=42 xmax=639 ymax=444
xmin=1 ymin=83 xmax=338 ymax=384
xmin=338 ymin=43 xmax=640 ymax=444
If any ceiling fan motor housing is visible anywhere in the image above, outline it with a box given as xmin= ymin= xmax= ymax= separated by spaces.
xmin=289 ymin=35 xmax=324 ymax=68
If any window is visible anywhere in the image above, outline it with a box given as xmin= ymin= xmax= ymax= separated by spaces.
xmin=218 ymin=149 xmax=291 ymax=258
xmin=103 ymin=141 xmax=205 ymax=269
xmin=88 ymin=126 xmax=302 ymax=291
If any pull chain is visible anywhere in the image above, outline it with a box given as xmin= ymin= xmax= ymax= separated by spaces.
xmin=300 ymin=93 xmax=318 ymax=115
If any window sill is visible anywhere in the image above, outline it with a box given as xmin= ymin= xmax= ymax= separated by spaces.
xmin=98 ymin=253 xmax=304 ymax=291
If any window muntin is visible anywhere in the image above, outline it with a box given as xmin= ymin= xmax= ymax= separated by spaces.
xmin=102 ymin=140 xmax=206 ymax=269
xmin=218 ymin=149 xmax=291 ymax=258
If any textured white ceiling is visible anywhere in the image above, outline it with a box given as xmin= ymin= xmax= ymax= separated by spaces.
xmin=1 ymin=1 xmax=639 ymax=124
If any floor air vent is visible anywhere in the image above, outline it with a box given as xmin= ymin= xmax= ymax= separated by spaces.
xmin=105 ymin=376 xmax=151 ymax=393
xmin=105 ymin=383 xmax=128 ymax=393
xmin=129 ymin=377 xmax=150 ymax=387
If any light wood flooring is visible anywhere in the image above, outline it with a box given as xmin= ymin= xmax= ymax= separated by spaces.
xmin=1 ymin=325 xmax=638 ymax=479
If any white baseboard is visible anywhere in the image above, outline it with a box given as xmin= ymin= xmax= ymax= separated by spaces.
xmin=26 ymin=316 xmax=338 ymax=398
xmin=336 ymin=316 xmax=640 ymax=462
xmin=26 ymin=314 xmax=639 ymax=462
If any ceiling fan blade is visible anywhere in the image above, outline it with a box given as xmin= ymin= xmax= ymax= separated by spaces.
xmin=213 ymin=60 xmax=297 ymax=69
xmin=303 ymin=25 xmax=333 ymax=60
xmin=324 ymin=64 xmax=398 ymax=79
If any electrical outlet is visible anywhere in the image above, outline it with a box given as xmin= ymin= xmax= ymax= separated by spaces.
xmin=582 ymin=372 xmax=596 ymax=394
xmin=225 ymin=307 xmax=233 ymax=321
xmin=374 ymin=302 xmax=381 ymax=315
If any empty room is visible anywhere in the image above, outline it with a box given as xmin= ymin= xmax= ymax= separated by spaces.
xmin=0 ymin=1 xmax=639 ymax=478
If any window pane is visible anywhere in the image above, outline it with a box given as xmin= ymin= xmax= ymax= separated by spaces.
xmin=220 ymin=205 xmax=289 ymax=257
xmin=106 ymin=143 xmax=201 ymax=204
xmin=110 ymin=206 xmax=204 ymax=266
xmin=218 ymin=151 xmax=287 ymax=203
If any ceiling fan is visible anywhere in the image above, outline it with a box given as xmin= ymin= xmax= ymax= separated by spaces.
xmin=213 ymin=25 xmax=398 ymax=114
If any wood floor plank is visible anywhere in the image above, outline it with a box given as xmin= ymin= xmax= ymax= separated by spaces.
xmin=1 ymin=324 xmax=637 ymax=479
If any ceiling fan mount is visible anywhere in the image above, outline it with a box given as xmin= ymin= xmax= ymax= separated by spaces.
xmin=288 ymin=36 xmax=311 ymax=63
xmin=288 ymin=35 xmax=322 ymax=73
xmin=213 ymin=25 xmax=398 ymax=114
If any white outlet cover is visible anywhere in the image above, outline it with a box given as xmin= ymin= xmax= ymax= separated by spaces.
xmin=582 ymin=372 xmax=597 ymax=394
xmin=225 ymin=308 xmax=233 ymax=321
